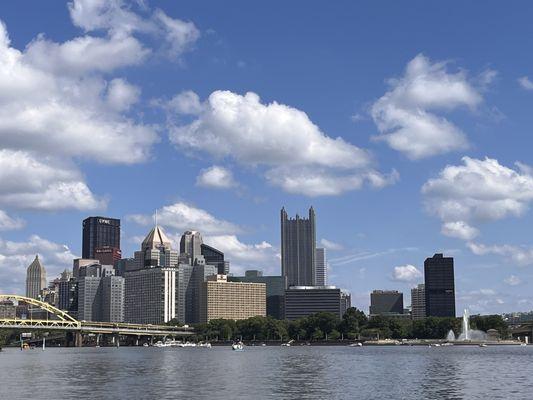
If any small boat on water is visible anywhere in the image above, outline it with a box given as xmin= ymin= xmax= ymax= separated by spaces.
xmin=281 ymin=340 xmax=294 ymax=347
xmin=232 ymin=341 xmax=244 ymax=351
xmin=479 ymin=343 xmax=488 ymax=348
xmin=349 ymin=343 xmax=362 ymax=347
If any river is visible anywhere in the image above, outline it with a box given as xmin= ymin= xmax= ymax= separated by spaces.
xmin=0 ymin=345 xmax=531 ymax=399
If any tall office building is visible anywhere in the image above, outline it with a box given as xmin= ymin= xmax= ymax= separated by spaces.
xmin=180 ymin=231 xmax=203 ymax=264
xmin=101 ymin=275 xmax=125 ymax=323
xmin=94 ymin=246 xmax=122 ymax=266
xmin=281 ymin=207 xmax=316 ymax=287
xmin=176 ymin=264 xmax=194 ymax=324
xmin=315 ymin=248 xmax=327 ymax=286
xmin=369 ymin=290 xmax=404 ymax=316
xmin=199 ymin=275 xmax=266 ymax=323
xmin=26 ymin=255 xmax=47 ymax=300
xmin=411 ymin=284 xmax=426 ymax=320
xmin=82 ymin=216 xmax=121 ymax=259
xmin=201 ymin=243 xmax=229 ymax=275
xmin=424 ymin=253 xmax=455 ymax=317
xmin=124 ymin=225 xmax=178 ymax=324
xmin=230 ymin=270 xmax=287 ymax=319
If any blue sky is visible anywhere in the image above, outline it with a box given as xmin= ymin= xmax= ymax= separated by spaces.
xmin=1 ymin=0 xmax=533 ymax=315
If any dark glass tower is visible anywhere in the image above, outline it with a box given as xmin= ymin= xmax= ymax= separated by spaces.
xmin=424 ymin=253 xmax=455 ymax=317
xmin=201 ymin=243 xmax=229 ymax=275
xmin=280 ymin=207 xmax=316 ymax=288
xmin=82 ymin=217 xmax=121 ymax=259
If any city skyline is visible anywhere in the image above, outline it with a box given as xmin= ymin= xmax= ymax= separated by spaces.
xmin=1 ymin=1 xmax=533 ymax=315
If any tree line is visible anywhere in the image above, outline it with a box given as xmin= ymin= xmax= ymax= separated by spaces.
xmin=172 ymin=308 xmax=509 ymax=342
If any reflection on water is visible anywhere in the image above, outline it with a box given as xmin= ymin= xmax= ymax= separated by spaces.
xmin=1 ymin=346 xmax=533 ymax=400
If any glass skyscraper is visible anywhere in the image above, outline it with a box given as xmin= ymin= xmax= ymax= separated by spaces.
xmin=82 ymin=216 xmax=121 ymax=259
xmin=424 ymin=253 xmax=456 ymax=317
xmin=281 ymin=207 xmax=316 ymax=287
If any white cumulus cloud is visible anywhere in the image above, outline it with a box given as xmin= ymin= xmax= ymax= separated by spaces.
xmin=504 ymin=275 xmax=521 ymax=286
xmin=168 ymin=90 xmax=396 ymax=196
xmin=127 ymin=202 xmax=241 ymax=235
xmin=196 ymin=166 xmax=238 ymax=189
xmin=518 ymin=76 xmax=533 ymax=90
xmin=392 ymin=264 xmax=423 ymax=282
xmin=423 ymin=157 xmax=533 ymax=239
xmin=467 ymin=242 xmax=533 ymax=266
xmin=371 ymin=54 xmax=484 ymax=159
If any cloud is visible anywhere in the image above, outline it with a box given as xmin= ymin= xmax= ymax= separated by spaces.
xmin=392 ymin=264 xmax=422 ymax=282
xmin=203 ymin=235 xmax=280 ymax=275
xmin=504 ymin=275 xmax=521 ymax=286
xmin=0 ymin=235 xmax=77 ymax=294
xmin=106 ymin=78 xmax=141 ymax=111
xmin=196 ymin=165 xmax=238 ymax=189
xmin=0 ymin=210 xmax=25 ymax=231
xmin=127 ymin=201 xmax=241 ymax=235
xmin=518 ymin=76 xmax=533 ymax=90
xmin=0 ymin=150 xmax=105 ymax=211
xmin=441 ymin=221 xmax=479 ymax=241
xmin=68 ymin=0 xmax=199 ymax=60
xmin=423 ymin=157 xmax=533 ymax=239
xmin=329 ymin=247 xmax=419 ymax=266
xmin=320 ymin=238 xmax=343 ymax=251
xmin=168 ymin=90 xmax=396 ymax=196
xmin=166 ymin=90 xmax=203 ymax=115
xmin=467 ymin=242 xmax=533 ymax=266
xmin=371 ymin=54 xmax=484 ymax=159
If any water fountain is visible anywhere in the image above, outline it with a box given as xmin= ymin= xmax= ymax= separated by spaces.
xmin=446 ymin=309 xmax=487 ymax=342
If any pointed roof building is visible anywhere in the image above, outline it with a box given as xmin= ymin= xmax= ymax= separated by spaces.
xmin=26 ymin=255 xmax=47 ymax=300
xmin=142 ymin=225 xmax=172 ymax=251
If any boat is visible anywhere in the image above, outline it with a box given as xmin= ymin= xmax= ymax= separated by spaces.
xmin=479 ymin=343 xmax=488 ymax=348
xmin=142 ymin=343 xmax=149 ymax=347
xmin=281 ymin=340 xmax=294 ymax=347
xmin=349 ymin=342 xmax=362 ymax=347
xmin=521 ymin=343 xmax=527 ymax=347
xmin=232 ymin=341 xmax=244 ymax=351
xmin=197 ymin=342 xmax=212 ymax=348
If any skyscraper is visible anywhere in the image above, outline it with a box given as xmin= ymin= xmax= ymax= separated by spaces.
xmin=26 ymin=255 xmax=47 ymax=299
xmin=180 ymin=230 xmax=203 ymax=264
xmin=315 ymin=247 xmax=327 ymax=286
xmin=82 ymin=217 xmax=121 ymax=259
xmin=124 ymin=224 xmax=178 ymax=324
xmin=424 ymin=253 xmax=455 ymax=317
xmin=201 ymin=243 xmax=229 ymax=275
xmin=411 ymin=283 xmax=426 ymax=320
xmin=281 ymin=207 xmax=316 ymax=287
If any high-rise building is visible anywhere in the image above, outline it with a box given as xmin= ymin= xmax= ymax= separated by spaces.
xmin=82 ymin=216 xmax=120 ymax=259
xmin=229 ymin=271 xmax=287 ymax=319
xmin=281 ymin=207 xmax=316 ymax=287
xmin=199 ymin=275 xmax=266 ymax=323
xmin=369 ymin=290 xmax=404 ymax=316
xmin=26 ymin=255 xmax=47 ymax=300
xmin=411 ymin=284 xmax=426 ymax=320
xmin=101 ymin=275 xmax=125 ymax=323
xmin=284 ymin=286 xmax=347 ymax=320
xmin=78 ymin=276 xmax=102 ymax=321
xmin=124 ymin=267 xmax=176 ymax=324
xmin=0 ymin=300 xmax=16 ymax=318
xmin=315 ymin=247 xmax=327 ymax=286
xmin=191 ymin=264 xmax=218 ymax=323
xmin=424 ymin=253 xmax=455 ymax=317
xmin=176 ymin=263 xmax=194 ymax=324
xmin=124 ymin=225 xmax=178 ymax=324
xmin=201 ymin=243 xmax=229 ymax=275
xmin=180 ymin=230 xmax=203 ymax=264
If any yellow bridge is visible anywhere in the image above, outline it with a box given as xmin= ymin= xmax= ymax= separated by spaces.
xmin=0 ymin=295 xmax=193 ymax=337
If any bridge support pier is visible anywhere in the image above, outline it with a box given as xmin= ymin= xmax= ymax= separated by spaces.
xmin=75 ymin=332 xmax=83 ymax=347
xmin=114 ymin=333 xmax=120 ymax=348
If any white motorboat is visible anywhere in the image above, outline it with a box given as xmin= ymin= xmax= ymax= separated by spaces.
xmin=349 ymin=342 xmax=363 ymax=347
xmin=197 ymin=342 xmax=212 ymax=348
xmin=281 ymin=340 xmax=294 ymax=347
xmin=232 ymin=342 xmax=244 ymax=351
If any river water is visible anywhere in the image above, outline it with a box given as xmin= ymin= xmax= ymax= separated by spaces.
xmin=0 ymin=345 xmax=531 ymax=399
